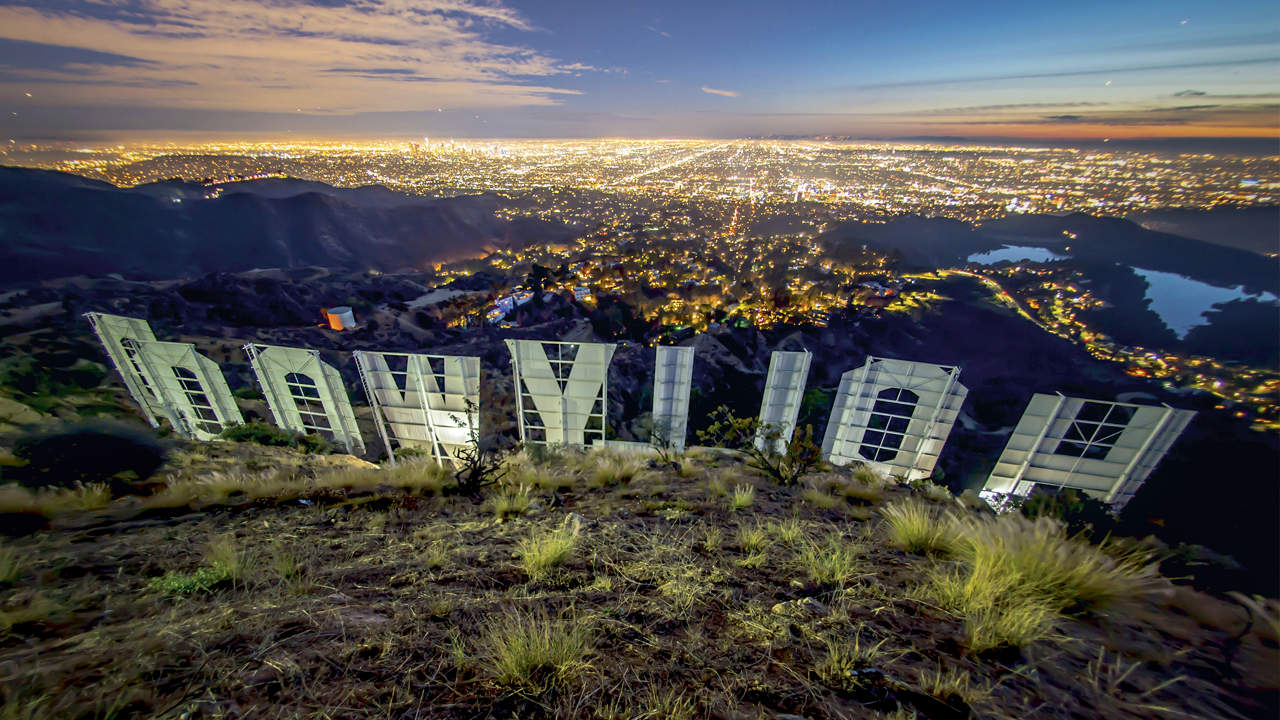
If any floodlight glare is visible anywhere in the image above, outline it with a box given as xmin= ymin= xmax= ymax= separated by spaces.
xmin=354 ymin=350 xmax=480 ymax=467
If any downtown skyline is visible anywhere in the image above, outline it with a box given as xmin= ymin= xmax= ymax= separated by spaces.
xmin=0 ymin=0 xmax=1277 ymax=141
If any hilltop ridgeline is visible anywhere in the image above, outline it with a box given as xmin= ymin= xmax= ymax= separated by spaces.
xmin=0 ymin=166 xmax=574 ymax=283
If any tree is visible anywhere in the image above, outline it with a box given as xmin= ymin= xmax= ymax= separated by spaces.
xmin=447 ymin=400 xmax=509 ymax=497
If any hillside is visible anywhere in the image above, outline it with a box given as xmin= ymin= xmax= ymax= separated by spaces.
xmin=0 ymin=167 xmax=577 ymax=283
xmin=0 ymin=442 xmax=1276 ymax=719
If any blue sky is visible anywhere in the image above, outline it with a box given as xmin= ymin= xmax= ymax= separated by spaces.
xmin=0 ymin=0 xmax=1277 ymax=139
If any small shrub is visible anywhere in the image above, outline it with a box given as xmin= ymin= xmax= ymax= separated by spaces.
xmin=10 ymin=421 xmax=167 ymax=493
xmin=696 ymin=406 xmax=822 ymax=486
xmin=517 ymin=518 xmax=580 ymax=581
xmin=220 ymin=422 xmax=296 ymax=447
xmin=881 ymin=500 xmax=961 ymax=555
xmin=729 ymin=483 xmax=756 ymax=511
xmin=481 ymin=607 xmax=592 ymax=692
xmin=1019 ymin=488 xmax=1117 ymax=537
xmin=221 ymin=422 xmax=329 ymax=454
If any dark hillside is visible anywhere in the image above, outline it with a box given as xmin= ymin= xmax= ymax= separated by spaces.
xmin=0 ymin=166 xmax=577 ymax=283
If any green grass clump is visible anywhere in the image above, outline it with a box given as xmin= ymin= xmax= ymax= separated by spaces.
xmin=765 ymin=516 xmax=808 ymax=547
xmin=796 ymin=532 xmax=862 ymax=586
xmin=881 ymin=500 xmax=960 ymax=555
xmin=146 ymin=567 xmax=228 ymax=595
xmin=736 ymin=521 xmax=771 ymax=554
xmin=728 ymin=483 xmax=756 ymax=511
xmin=517 ymin=519 xmax=580 ymax=581
xmin=222 ymin=422 xmax=330 ymax=454
xmin=481 ymin=607 xmax=592 ymax=693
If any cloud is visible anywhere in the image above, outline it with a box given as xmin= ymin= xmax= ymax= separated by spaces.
xmin=701 ymin=86 xmax=739 ymax=97
xmin=0 ymin=0 xmax=598 ymax=112
xmin=847 ymin=57 xmax=1280 ymax=91
xmin=645 ymin=25 xmax=671 ymax=38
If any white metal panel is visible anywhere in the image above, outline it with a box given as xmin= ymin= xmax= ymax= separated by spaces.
xmin=652 ymin=345 xmax=694 ymax=451
xmin=129 ymin=340 xmax=243 ymax=441
xmin=506 ymin=339 xmax=616 ymax=447
xmin=244 ymin=344 xmax=366 ymax=455
xmin=84 ymin=312 xmax=165 ymax=427
xmin=756 ymin=350 xmax=812 ymax=453
xmin=354 ymin=350 xmax=480 ymax=466
xmin=982 ymin=393 xmax=1194 ymax=510
xmin=821 ymin=356 xmax=967 ymax=480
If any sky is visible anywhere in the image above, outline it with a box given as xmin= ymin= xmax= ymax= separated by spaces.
xmin=0 ymin=0 xmax=1277 ymax=141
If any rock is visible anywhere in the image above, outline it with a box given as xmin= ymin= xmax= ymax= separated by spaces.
xmin=566 ymin=512 xmax=594 ymax=528
xmin=771 ymin=597 xmax=829 ymax=617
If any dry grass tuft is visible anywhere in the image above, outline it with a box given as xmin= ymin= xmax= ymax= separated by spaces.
xmin=480 ymin=606 xmax=592 ymax=693
xmin=0 ymin=546 xmax=24 ymax=586
xmin=517 ymin=518 xmax=581 ymax=581
xmin=736 ymin=521 xmax=771 ymax=554
xmin=925 ymin=515 xmax=1164 ymax=650
xmin=817 ymin=629 xmax=890 ymax=692
xmin=491 ymin=483 xmax=534 ymax=520
xmin=585 ymin=450 xmax=648 ymax=489
xmin=881 ymin=500 xmax=961 ymax=555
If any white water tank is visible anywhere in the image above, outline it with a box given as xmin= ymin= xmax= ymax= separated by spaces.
xmin=325 ymin=306 xmax=356 ymax=331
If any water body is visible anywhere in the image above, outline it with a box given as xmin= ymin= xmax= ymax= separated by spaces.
xmin=966 ymin=245 xmax=1065 ymax=265
xmin=1133 ymin=267 xmax=1279 ymax=339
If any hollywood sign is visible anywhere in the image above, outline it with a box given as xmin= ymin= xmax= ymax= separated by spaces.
xmin=85 ymin=312 xmax=1193 ymax=509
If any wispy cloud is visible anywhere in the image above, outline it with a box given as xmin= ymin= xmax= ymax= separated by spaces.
xmin=0 ymin=0 xmax=598 ymax=112
xmin=847 ymin=57 xmax=1280 ymax=91
xmin=701 ymin=86 xmax=739 ymax=97
xmin=645 ymin=25 xmax=672 ymax=38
